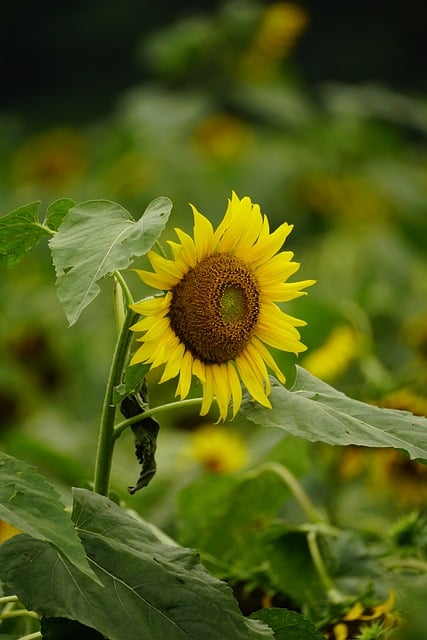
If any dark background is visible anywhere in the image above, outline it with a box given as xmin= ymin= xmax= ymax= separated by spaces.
xmin=1 ymin=0 xmax=425 ymax=127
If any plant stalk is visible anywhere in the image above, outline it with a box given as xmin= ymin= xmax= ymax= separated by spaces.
xmin=93 ymin=300 xmax=137 ymax=495
xmin=112 ymin=397 xmax=205 ymax=441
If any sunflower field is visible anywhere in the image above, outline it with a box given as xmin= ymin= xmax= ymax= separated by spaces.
xmin=1 ymin=3 xmax=427 ymax=639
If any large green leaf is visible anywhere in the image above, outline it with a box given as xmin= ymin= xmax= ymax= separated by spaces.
xmin=241 ymin=367 xmax=427 ymax=460
xmin=177 ymin=468 xmax=295 ymax=577
xmin=0 ymin=453 xmax=96 ymax=583
xmin=0 ymin=201 xmax=47 ymax=268
xmin=0 ymin=199 xmax=76 ymax=268
xmin=0 ymin=489 xmax=256 ymax=640
xmin=49 ymin=197 xmax=172 ymax=325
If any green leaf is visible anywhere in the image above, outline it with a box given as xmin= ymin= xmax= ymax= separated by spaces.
xmin=177 ymin=468 xmax=294 ymax=577
xmin=0 ymin=201 xmax=46 ymax=268
xmin=245 ymin=618 xmax=275 ymax=639
xmin=241 ymin=367 xmax=427 ymax=460
xmin=0 ymin=453 xmax=97 ymax=583
xmin=112 ymin=362 xmax=150 ymax=405
xmin=250 ymin=609 xmax=325 ymax=640
xmin=44 ymin=198 xmax=77 ymax=232
xmin=49 ymin=197 xmax=172 ymax=325
xmin=0 ymin=199 xmax=76 ymax=269
xmin=0 ymin=489 xmax=251 ymax=640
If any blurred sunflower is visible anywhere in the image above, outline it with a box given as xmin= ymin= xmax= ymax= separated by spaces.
xmin=130 ymin=192 xmax=314 ymax=420
xmin=0 ymin=520 xmax=20 ymax=543
xmin=324 ymin=592 xmax=399 ymax=640
xmin=240 ymin=2 xmax=308 ymax=80
xmin=12 ymin=127 xmax=87 ymax=190
xmin=302 ymin=325 xmax=362 ymax=382
xmin=185 ymin=425 xmax=248 ymax=473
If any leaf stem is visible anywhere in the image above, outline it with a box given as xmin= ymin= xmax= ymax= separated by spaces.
xmin=0 ymin=595 xmax=18 ymax=605
xmin=250 ymin=462 xmax=325 ymax=524
xmin=307 ymin=529 xmax=344 ymax=604
xmin=113 ymin=397 xmax=205 ymax=441
xmin=18 ymin=633 xmax=42 ymax=640
xmin=93 ymin=302 xmax=138 ymax=495
xmin=0 ymin=609 xmax=39 ymax=620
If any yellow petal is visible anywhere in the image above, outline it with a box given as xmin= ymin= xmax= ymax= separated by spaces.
xmin=175 ymin=350 xmax=194 ymax=399
xmin=245 ymin=221 xmax=293 ymax=268
xmin=211 ymin=363 xmax=232 ymax=421
xmin=235 ymin=349 xmax=271 ymax=409
xmin=191 ymin=205 xmax=215 ymax=262
xmin=200 ymin=366 xmax=215 ymax=416
xmin=250 ymin=336 xmax=286 ymax=383
xmin=228 ymin=362 xmax=243 ymax=418
xmin=130 ymin=293 xmax=171 ymax=317
xmin=255 ymin=252 xmax=298 ymax=281
xmin=256 ymin=304 xmax=307 ymax=353
xmin=148 ymin=250 xmax=186 ymax=284
xmin=174 ymin=227 xmax=197 ymax=269
xmin=332 ymin=623 xmax=348 ymax=640
xmin=159 ymin=340 xmax=186 ymax=383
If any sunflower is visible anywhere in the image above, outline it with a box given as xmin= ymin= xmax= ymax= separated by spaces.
xmin=130 ymin=193 xmax=315 ymax=420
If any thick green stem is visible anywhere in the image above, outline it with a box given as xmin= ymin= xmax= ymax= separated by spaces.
xmin=93 ymin=301 xmax=137 ymax=495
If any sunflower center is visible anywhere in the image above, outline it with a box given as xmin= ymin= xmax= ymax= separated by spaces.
xmin=169 ymin=253 xmax=260 ymax=364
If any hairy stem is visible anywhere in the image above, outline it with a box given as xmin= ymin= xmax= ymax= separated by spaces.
xmin=93 ymin=285 xmax=137 ymax=495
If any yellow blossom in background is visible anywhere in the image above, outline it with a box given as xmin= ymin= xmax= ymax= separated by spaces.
xmin=294 ymin=173 xmax=393 ymax=221
xmin=369 ymin=448 xmax=427 ymax=508
xmin=12 ymin=127 xmax=87 ymax=190
xmin=400 ymin=311 xmax=427 ymax=360
xmin=0 ymin=520 xmax=20 ymax=543
xmin=302 ymin=325 xmax=361 ymax=382
xmin=130 ymin=192 xmax=315 ymax=420
xmin=324 ymin=592 xmax=399 ymax=639
xmin=186 ymin=425 xmax=248 ymax=473
xmin=338 ymin=445 xmax=427 ymax=508
xmin=105 ymin=151 xmax=155 ymax=199
xmin=193 ymin=113 xmax=252 ymax=162
xmin=380 ymin=387 xmax=427 ymax=417
xmin=240 ymin=2 xmax=308 ymax=81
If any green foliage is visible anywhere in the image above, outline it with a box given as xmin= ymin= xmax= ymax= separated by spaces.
xmin=250 ymin=608 xmax=325 ymax=640
xmin=177 ymin=467 xmax=300 ymax=577
xmin=0 ymin=453 xmax=96 ymax=582
xmin=1 ymin=3 xmax=427 ymax=638
xmin=49 ymin=197 xmax=172 ymax=325
xmin=241 ymin=367 xmax=427 ymax=460
xmin=0 ymin=488 xmax=265 ymax=640
xmin=0 ymin=199 xmax=75 ymax=268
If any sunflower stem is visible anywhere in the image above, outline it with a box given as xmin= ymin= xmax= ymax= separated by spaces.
xmin=250 ymin=462 xmax=325 ymax=524
xmin=112 ymin=397 xmax=205 ymax=441
xmin=307 ymin=529 xmax=344 ymax=604
xmin=93 ymin=288 xmax=137 ymax=496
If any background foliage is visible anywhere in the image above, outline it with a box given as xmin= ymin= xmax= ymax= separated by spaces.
xmin=1 ymin=2 xmax=426 ymax=639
